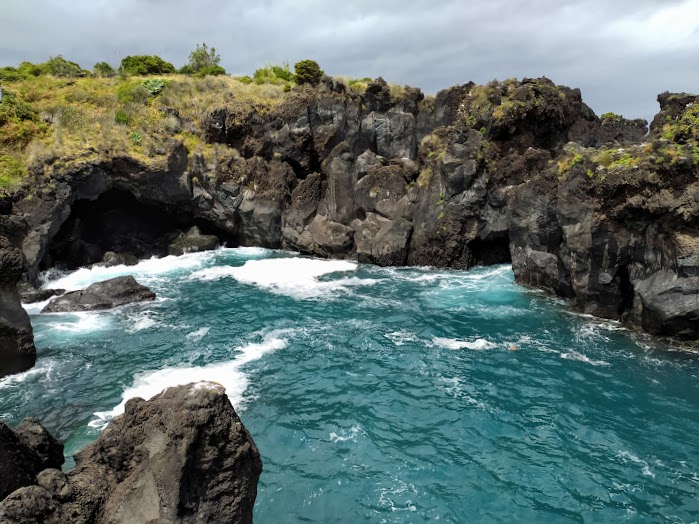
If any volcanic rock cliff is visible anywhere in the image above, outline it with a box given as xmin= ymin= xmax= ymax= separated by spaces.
xmin=1 ymin=75 xmax=698 ymax=355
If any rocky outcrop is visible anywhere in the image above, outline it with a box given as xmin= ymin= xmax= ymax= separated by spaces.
xmin=0 ymin=382 xmax=262 ymax=523
xmin=0 ymin=418 xmax=64 ymax=500
xmin=168 ymin=226 xmax=219 ymax=256
xmin=42 ymin=276 xmax=155 ymax=313
xmin=0 ymin=236 xmax=36 ymax=378
xmin=4 ymin=76 xmax=699 ymax=341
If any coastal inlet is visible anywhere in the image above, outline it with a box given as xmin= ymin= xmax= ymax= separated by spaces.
xmin=2 ymin=248 xmax=698 ymax=522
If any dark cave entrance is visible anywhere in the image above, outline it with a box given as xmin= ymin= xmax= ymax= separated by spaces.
xmin=42 ymin=189 xmax=222 ymax=271
xmin=468 ymin=234 xmax=512 ymax=267
xmin=615 ymin=264 xmax=635 ymax=317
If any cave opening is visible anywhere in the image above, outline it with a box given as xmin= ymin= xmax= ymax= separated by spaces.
xmin=616 ymin=264 xmax=635 ymax=317
xmin=468 ymin=234 xmax=512 ymax=267
xmin=42 ymin=189 xmax=226 ymax=271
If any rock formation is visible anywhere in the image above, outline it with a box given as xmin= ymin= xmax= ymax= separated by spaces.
xmin=0 ymin=236 xmax=36 ymax=378
xmin=2 ymin=76 xmax=698 ymax=345
xmin=0 ymin=382 xmax=262 ymax=523
xmin=42 ymin=276 xmax=155 ymax=313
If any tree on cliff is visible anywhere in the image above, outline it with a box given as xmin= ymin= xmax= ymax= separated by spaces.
xmin=179 ymin=43 xmax=226 ymax=77
xmin=294 ymin=60 xmax=324 ymax=86
xmin=119 ymin=55 xmax=176 ymax=76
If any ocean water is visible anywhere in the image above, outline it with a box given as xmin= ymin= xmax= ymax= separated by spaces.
xmin=1 ymin=248 xmax=699 ymax=523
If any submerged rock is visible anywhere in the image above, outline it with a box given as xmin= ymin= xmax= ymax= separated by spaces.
xmin=0 ymin=236 xmax=36 ymax=378
xmin=0 ymin=383 xmax=262 ymax=524
xmin=42 ymin=276 xmax=155 ymax=313
xmin=167 ymin=226 xmax=219 ymax=256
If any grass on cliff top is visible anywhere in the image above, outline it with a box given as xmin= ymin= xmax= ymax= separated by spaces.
xmin=0 ymin=75 xmax=288 ymax=193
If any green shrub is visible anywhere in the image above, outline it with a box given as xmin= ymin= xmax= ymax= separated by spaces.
xmin=119 ymin=55 xmax=176 ymax=76
xmin=194 ymin=65 xmax=226 ymax=78
xmin=116 ymin=80 xmax=151 ymax=104
xmin=42 ymin=56 xmax=87 ymax=77
xmin=115 ymin=109 xmax=130 ymax=125
xmin=94 ymin=62 xmax=116 ymax=77
xmin=237 ymin=75 xmax=253 ymax=84
xmin=294 ymin=59 xmax=324 ymax=86
xmin=0 ymin=67 xmax=24 ymax=82
xmin=130 ymin=131 xmax=143 ymax=145
xmin=0 ymin=90 xmax=37 ymax=126
xmin=184 ymin=43 xmax=224 ymax=75
xmin=253 ymin=63 xmax=293 ymax=85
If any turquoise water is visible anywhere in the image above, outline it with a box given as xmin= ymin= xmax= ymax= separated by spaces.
xmin=1 ymin=248 xmax=698 ymax=523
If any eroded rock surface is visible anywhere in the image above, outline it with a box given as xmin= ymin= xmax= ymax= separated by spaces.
xmin=0 ymin=382 xmax=262 ymax=524
xmin=42 ymin=276 xmax=155 ymax=313
xmin=0 ymin=236 xmax=36 ymax=378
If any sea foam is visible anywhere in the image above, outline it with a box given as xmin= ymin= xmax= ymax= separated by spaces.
xmin=189 ymin=257 xmax=373 ymax=299
xmin=89 ymin=330 xmax=288 ymax=429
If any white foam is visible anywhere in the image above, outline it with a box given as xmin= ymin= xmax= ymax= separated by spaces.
xmin=44 ymin=312 xmax=113 ymax=333
xmin=186 ymin=327 xmax=210 ymax=341
xmin=127 ymin=312 xmax=157 ymax=333
xmin=43 ymin=250 xmax=220 ymax=291
xmin=89 ymin=330 xmax=288 ymax=429
xmin=22 ymin=299 xmax=53 ymax=315
xmin=432 ymin=337 xmax=497 ymax=351
xmin=233 ymin=246 xmax=274 ymax=257
xmin=0 ymin=359 xmax=57 ymax=390
xmin=329 ymin=424 xmax=362 ymax=443
xmin=560 ymin=351 xmax=610 ymax=367
xmin=190 ymin=257 xmax=372 ymax=299
xmin=384 ymin=331 xmax=420 ymax=346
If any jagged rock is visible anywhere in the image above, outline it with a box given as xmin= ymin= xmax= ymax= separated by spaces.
xmin=96 ymin=251 xmax=139 ymax=268
xmin=20 ymin=288 xmax=65 ymax=304
xmin=0 ymin=383 xmax=262 ymax=523
xmin=167 ymin=226 xmax=219 ymax=256
xmin=0 ymin=419 xmax=63 ymax=500
xmin=42 ymin=276 xmax=155 ymax=313
xmin=0 ymin=236 xmax=36 ymax=378
xmin=5 ymin=77 xmax=699 ymax=340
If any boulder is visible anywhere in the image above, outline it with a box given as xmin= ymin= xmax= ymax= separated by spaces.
xmin=0 ymin=383 xmax=263 ymax=524
xmin=0 ymin=236 xmax=36 ymax=378
xmin=42 ymin=276 xmax=155 ymax=313
xmin=0 ymin=419 xmax=63 ymax=500
xmin=19 ymin=288 xmax=65 ymax=305
xmin=96 ymin=251 xmax=139 ymax=268
xmin=167 ymin=226 xmax=219 ymax=256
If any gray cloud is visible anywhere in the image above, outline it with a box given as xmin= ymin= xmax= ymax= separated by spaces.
xmin=2 ymin=0 xmax=699 ymax=120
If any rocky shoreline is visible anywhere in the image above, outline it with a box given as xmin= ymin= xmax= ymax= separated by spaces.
xmin=1 ymin=75 xmax=698 ymax=520
xmin=2 ymin=77 xmax=697 ymax=349
xmin=0 ymin=382 xmax=262 ymax=523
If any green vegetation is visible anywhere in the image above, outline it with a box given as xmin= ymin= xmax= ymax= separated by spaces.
xmin=253 ymin=63 xmax=294 ymax=85
xmin=93 ymin=62 xmax=116 ymax=78
xmin=120 ymin=55 xmax=176 ymax=76
xmin=294 ymin=60 xmax=324 ymax=86
xmin=179 ymin=43 xmax=226 ymax=77
xmin=600 ymin=112 xmax=622 ymax=125
xmin=557 ymin=153 xmax=584 ymax=176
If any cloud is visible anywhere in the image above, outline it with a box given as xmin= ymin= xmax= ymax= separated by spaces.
xmin=1 ymin=0 xmax=698 ymax=120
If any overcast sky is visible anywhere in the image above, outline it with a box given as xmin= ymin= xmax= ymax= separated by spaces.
xmin=2 ymin=0 xmax=699 ymax=121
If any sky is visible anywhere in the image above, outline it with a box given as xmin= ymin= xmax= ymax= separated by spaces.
xmin=2 ymin=0 xmax=699 ymax=121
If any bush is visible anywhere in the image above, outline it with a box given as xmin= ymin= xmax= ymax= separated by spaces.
xmin=115 ymin=109 xmax=130 ymax=125
xmin=194 ymin=65 xmax=226 ymax=78
xmin=294 ymin=60 xmax=323 ymax=86
xmin=94 ymin=62 xmax=116 ymax=77
xmin=0 ymin=67 xmax=24 ymax=82
xmin=184 ymin=43 xmax=224 ymax=75
xmin=43 ymin=56 xmax=87 ymax=77
xmin=253 ymin=63 xmax=293 ymax=85
xmin=120 ymin=55 xmax=176 ymax=76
